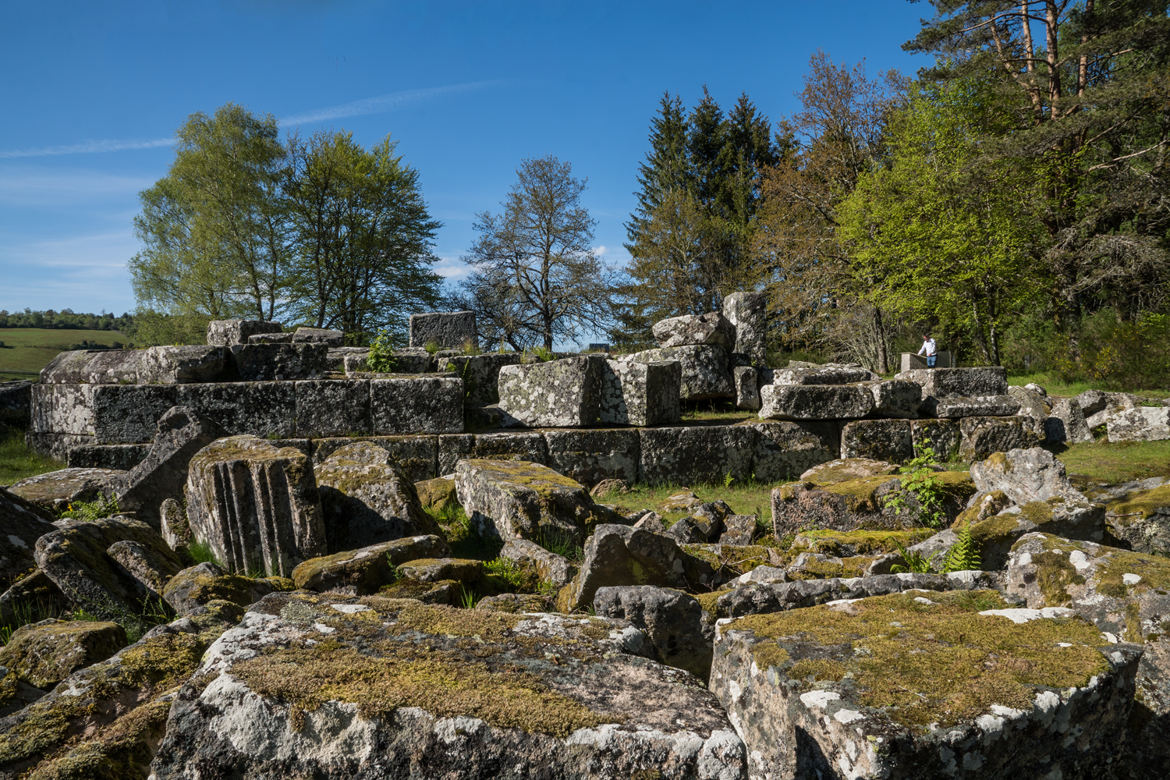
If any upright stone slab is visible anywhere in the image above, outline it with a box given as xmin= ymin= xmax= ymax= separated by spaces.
xmin=497 ymin=355 xmax=604 ymax=428
xmin=115 ymin=405 xmax=225 ymax=528
xmin=840 ymin=419 xmax=913 ymax=462
xmin=623 ymin=345 xmax=732 ymax=402
xmin=370 ymin=376 xmax=463 ymax=434
xmin=599 ymin=359 xmax=680 ymax=426
xmin=639 ymin=425 xmax=755 ymax=485
xmin=651 ymin=312 xmax=735 ymax=349
xmin=896 ymin=366 xmax=1008 ymax=398
xmin=228 ymin=343 xmax=328 ymax=381
xmin=454 ymin=458 xmax=612 ymax=547
xmin=733 ymin=365 xmax=760 ymax=411
xmin=314 ymin=441 xmax=440 ymax=552
xmin=177 ymin=381 xmax=297 ymax=440
xmin=759 ymin=383 xmax=874 ymax=420
xmin=436 ymin=431 xmax=548 ymax=475
xmin=748 ymin=421 xmax=838 ymax=483
xmin=408 ymin=310 xmax=476 ymax=349
xmin=959 ymin=416 xmax=1038 ymax=460
xmin=293 ymin=379 xmax=371 ymax=437
xmin=711 ymin=590 xmax=1140 ymax=780
xmin=1046 ymin=397 xmax=1093 ymax=444
xmin=206 ymin=319 xmax=283 ymax=346
xmin=543 ymin=428 xmax=641 ymax=486
xmin=138 ymin=345 xmax=227 ymax=384
xmin=438 ymin=353 xmax=521 ymax=406
xmin=722 ymin=291 xmax=767 ymax=365
xmin=184 ymin=435 xmax=326 ymax=577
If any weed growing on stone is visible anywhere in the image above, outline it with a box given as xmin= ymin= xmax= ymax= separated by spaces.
xmin=942 ymin=522 xmax=981 ymax=572
xmin=424 ymin=341 xmax=442 ymax=355
xmin=366 ymin=329 xmax=398 ymax=372
xmin=890 ymin=544 xmax=937 ymax=574
xmin=882 ymin=446 xmax=949 ymax=528
xmin=537 ymin=528 xmax=583 ymax=562
xmin=0 ymin=598 xmax=64 ymax=645
xmin=57 ymin=495 xmax=121 ymax=522
xmin=459 ymin=584 xmax=478 ymax=608
xmin=186 ymin=540 xmax=222 ymax=567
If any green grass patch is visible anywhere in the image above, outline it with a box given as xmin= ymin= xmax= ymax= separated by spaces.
xmin=0 ymin=430 xmax=64 ymax=485
xmin=603 ymin=480 xmax=779 ymax=526
xmin=1050 ymin=440 xmax=1170 ymax=484
xmin=0 ymin=327 xmax=128 ymax=381
xmin=1008 ymin=371 xmax=1170 ymax=402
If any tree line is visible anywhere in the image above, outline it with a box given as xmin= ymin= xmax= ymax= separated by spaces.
xmin=0 ymin=309 xmax=133 ymax=331
xmin=131 ymin=0 xmax=1169 ymax=387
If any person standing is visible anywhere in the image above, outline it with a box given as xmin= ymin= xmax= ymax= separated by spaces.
xmin=917 ymin=334 xmax=938 ymax=368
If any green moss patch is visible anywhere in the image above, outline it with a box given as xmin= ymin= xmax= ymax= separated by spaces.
xmin=793 ymin=529 xmax=935 ymax=557
xmin=1108 ymin=485 xmax=1170 ymax=521
xmin=1094 ymin=548 xmax=1170 ymax=599
xmin=231 ymin=638 xmax=610 ymax=737
xmin=728 ymin=590 xmax=1110 ymax=730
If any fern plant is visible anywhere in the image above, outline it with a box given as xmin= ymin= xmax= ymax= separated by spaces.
xmin=942 ymin=522 xmax=982 ymax=573
xmin=889 ymin=543 xmax=938 ymax=574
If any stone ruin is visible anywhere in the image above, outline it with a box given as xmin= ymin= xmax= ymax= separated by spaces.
xmin=5 ymin=302 xmax=1170 ymax=777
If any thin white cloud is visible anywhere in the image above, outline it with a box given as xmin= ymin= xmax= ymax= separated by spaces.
xmin=0 ymin=230 xmax=138 ymax=313
xmin=433 ymin=257 xmax=470 ymax=280
xmin=591 ymin=245 xmax=608 ymax=258
xmin=0 ymin=168 xmax=153 ymax=205
xmin=3 ymin=229 xmax=138 ymax=272
xmin=0 ymin=137 xmax=174 ymax=159
xmin=280 ymin=80 xmax=506 ymax=126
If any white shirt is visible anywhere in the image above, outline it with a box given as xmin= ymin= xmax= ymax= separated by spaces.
xmin=918 ymin=338 xmax=937 ymax=357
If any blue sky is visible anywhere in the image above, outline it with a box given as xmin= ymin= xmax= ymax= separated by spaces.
xmin=0 ymin=1 xmax=931 ymax=318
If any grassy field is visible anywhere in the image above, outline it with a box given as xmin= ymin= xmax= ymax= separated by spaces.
xmin=1007 ymin=371 xmax=1170 ymax=401
xmin=0 ymin=328 xmax=128 ymax=381
xmin=0 ymin=430 xmax=63 ymax=485
xmin=1050 ymin=439 xmax=1170 ymax=484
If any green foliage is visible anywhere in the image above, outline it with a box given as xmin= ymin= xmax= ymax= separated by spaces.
xmin=889 ymin=544 xmax=938 ymax=574
xmin=423 ymin=341 xmax=441 ymax=355
xmin=882 ymin=446 xmax=948 ymax=528
xmin=537 ymin=528 xmax=583 ymax=562
xmin=366 ymin=329 xmax=398 ymax=372
xmin=458 ymin=585 xmax=478 ymax=609
xmin=942 ymin=522 xmax=981 ymax=573
xmin=0 ymin=598 xmax=63 ymax=645
xmin=482 ymin=557 xmax=541 ymax=594
xmin=186 ymin=540 xmax=221 ymax=567
xmin=58 ymin=495 xmax=121 ymax=522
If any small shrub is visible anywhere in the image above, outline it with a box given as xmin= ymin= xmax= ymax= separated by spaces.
xmin=366 ymin=329 xmax=397 ymax=372
xmin=58 ymin=495 xmax=121 ymax=522
xmin=531 ymin=346 xmax=555 ymax=362
xmin=424 ymin=341 xmax=442 ymax=355
xmin=882 ymin=446 xmax=948 ymax=528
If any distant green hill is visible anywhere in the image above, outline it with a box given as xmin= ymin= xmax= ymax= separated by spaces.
xmin=0 ymin=328 xmax=128 ymax=381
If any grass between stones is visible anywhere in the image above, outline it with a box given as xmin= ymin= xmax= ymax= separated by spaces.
xmin=604 ymin=481 xmax=778 ymax=525
xmin=1007 ymin=372 xmax=1170 ymax=401
xmin=731 ymin=590 xmax=1111 ymax=730
xmin=1051 ymin=440 xmax=1170 ymax=484
xmin=0 ymin=430 xmax=64 ymax=485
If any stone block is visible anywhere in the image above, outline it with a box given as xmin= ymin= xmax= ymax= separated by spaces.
xmin=898 ymin=350 xmax=953 ymax=371
xmin=312 ymin=435 xmax=438 ymax=483
xmin=291 ymin=327 xmax=343 ymax=345
xmin=651 ymin=312 xmax=735 ymax=349
xmin=227 ymin=343 xmax=328 ymax=381
xmin=247 ymin=332 xmax=293 ymax=344
xmin=733 ymin=365 xmax=760 ymax=411
xmin=325 ymin=346 xmax=365 ymax=371
xmin=1046 ymin=397 xmax=1093 ymax=444
xmin=959 ymin=416 xmax=1038 ymax=461
xmin=501 ymin=538 xmax=576 ymax=587
xmin=408 ymin=310 xmax=476 ymax=349
xmin=151 ymin=592 xmax=745 ymax=779
xmin=25 ymin=432 xmax=94 ymax=462
xmin=91 ymin=384 xmax=180 ymax=443
xmin=38 ymin=349 xmax=144 ymax=385
xmin=711 ymin=589 xmax=1140 ymax=779
xmin=438 ymin=353 xmax=521 ymax=406
xmin=639 ymin=425 xmax=754 ymax=485
xmin=0 ymin=487 xmax=56 ymax=591
xmin=910 ymin=418 xmax=961 ymax=461
xmin=0 ymin=379 xmax=31 ymax=428
xmin=370 ymin=376 xmax=463 ymax=434
xmin=599 ymin=359 xmax=680 ymax=426
xmin=436 ymin=431 xmax=548 ymax=475
xmin=623 ymin=344 xmax=732 ymax=402
xmin=543 ymin=428 xmax=641 ymax=486
xmin=841 ymin=419 xmax=913 ymax=462
xmin=8 ymin=467 xmax=123 ymax=513
xmin=29 ymin=383 xmax=95 ymax=435
xmin=970 ymin=447 xmax=1082 ymax=505
xmin=593 ymin=585 xmax=711 ymax=680
xmin=455 ymin=459 xmax=613 ymax=547
xmin=866 ymin=379 xmax=921 ymax=418
xmin=293 ymin=379 xmax=371 ymax=437
xmin=722 ymin=290 xmax=767 ymax=365
xmin=177 ymin=381 xmax=297 ymax=440
xmin=498 ymin=355 xmax=604 ymax=428
xmin=138 ymin=346 xmax=227 ymax=384
xmin=897 ymin=366 xmax=1007 ymax=398
xmin=759 ymin=383 xmax=874 ymax=420
xmin=315 ymin=442 xmax=440 ymax=552
xmin=1107 ymin=406 xmax=1170 ymax=442
xmin=66 ymin=443 xmax=149 ymax=471
xmin=116 ymin=406 xmax=226 ymax=528
xmin=185 ymin=435 xmax=326 ymax=577
xmin=748 ymin=421 xmax=838 ymax=482
xmin=206 ymin=319 xmax=282 ymax=346
xmin=935 ymin=394 xmax=1022 ymax=418
xmin=770 ymin=363 xmax=878 ymax=385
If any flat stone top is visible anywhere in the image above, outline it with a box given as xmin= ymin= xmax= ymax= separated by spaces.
xmin=455 ymin=458 xmax=587 ymax=494
xmin=720 ymin=589 xmax=1123 ymax=732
